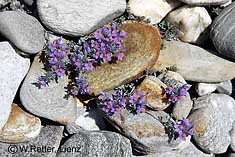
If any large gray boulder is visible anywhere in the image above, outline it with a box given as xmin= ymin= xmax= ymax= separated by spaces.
xmin=0 ymin=125 xmax=64 ymax=157
xmin=20 ymin=55 xmax=77 ymax=125
xmin=0 ymin=11 xmax=45 ymax=54
xmin=0 ymin=42 xmax=30 ymax=130
xmin=57 ymin=131 xmax=132 ymax=157
xmin=189 ymin=94 xmax=235 ymax=154
xmin=210 ymin=2 xmax=235 ymax=60
xmin=37 ymin=0 xmax=126 ymax=36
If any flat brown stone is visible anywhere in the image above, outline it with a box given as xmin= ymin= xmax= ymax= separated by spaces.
xmin=86 ymin=21 xmax=161 ymax=95
xmin=0 ymin=104 xmax=41 ymax=143
xmin=135 ymin=76 xmax=169 ymax=110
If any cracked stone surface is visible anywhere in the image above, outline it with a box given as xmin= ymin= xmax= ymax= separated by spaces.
xmin=189 ymin=94 xmax=235 ymax=154
xmin=37 ymin=0 xmax=126 ymax=36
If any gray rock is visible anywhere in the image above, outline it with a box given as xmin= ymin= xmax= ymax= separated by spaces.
xmin=57 ymin=131 xmax=132 ymax=157
xmin=66 ymin=103 xmax=105 ymax=134
xmin=0 ymin=125 xmax=64 ymax=157
xmin=0 ymin=42 xmax=30 ymax=130
xmin=216 ymin=80 xmax=233 ymax=95
xmin=210 ymin=2 xmax=235 ymax=59
xmin=37 ymin=0 xmax=126 ymax=36
xmin=229 ymin=153 xmax=235 ymax=157
xmin=196 ymin=80 xmax=233 ymax=96
xmin=230 ymin=121 xmax=235 ymax=151
xmin=173 ymin=93 xmax=193 ymax=120
xmin=20 ymin=55 xmax=77 ymax=125
xmin=189 ymin=94 xmax=235 ymax=154
xmin=0 ymin=11 xmax=45 ymax=54
xmin=133 ymin=142 xmax=212 ymax=157
xmin=100 ymin=109 xmax=180 ymax=155
xmin=152 ymin=41 xmax=235 ymax=83
xmin=23 ymin=0 xmax=34 ymax=6
xmin=180 ymin=0 xmax=230 ymax=5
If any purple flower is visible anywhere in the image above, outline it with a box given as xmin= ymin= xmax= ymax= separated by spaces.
xmin=165 ymin=86 xmax=173 ymax=95
xmin=36 ymin=77 xmax=48 ymax=88
xmin=55 ymin=67 xmax=65 ymax=77
xmin=174 ymin=118 xmax=194 ymax=141
xmin=117 ymin=52 xmax=124 ymax=61
xmin=49 ymin=56 xmax=59 ymax=65
xmin=70 ymin=54 xmax=82 ymax=69
xmin=119 ymin=31 xmax=126 ymax=38
xmin=129 ymin=90 xmax=145 ymax=104
xmin=75 ymin=77 xmax=89 ymax=94
xmin=168 ymin=96 xmax=178 ymax=103
xmin=82 ymin=61 xmax=95 ymax=71
xmin=101 ymin=52 xmax=112 ymax=62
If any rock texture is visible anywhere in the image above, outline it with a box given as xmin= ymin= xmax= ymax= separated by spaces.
xmin=180 ymin=0 xmax=230 ymax=5
xmin=20 ymin=55 xmax=77 ymax=125
xmin=128 ymin=0 xmax=181 ymax=24
xmin=196 ymin=80 xmax=233 ymax=96
xmin=57 ymin=131 xmax=132 ymax=157
xmin=0 ymin=42 xmax=30 ymax=130
xmin=0 ymin=125 xmax=63 ymax=157
xmin=0 ymin=11 xmax=45 ymax=54
xmin=86 ymin=22 xmax=161 ymax=95
xmin=230 ymin=122 xmax=235 ymax=151
xmin=135 ymin=76 xmax=170 ymax=110
xmin=189 ymin=94 xmax=235 ymax=154
xmin=37 ymin=0 xmax=126 ymax=36
xmin=173 ymin=93 xmax=193 ymax=120
xmin=210 ymin=2 xmax=235 ymax=60
xmin=100 ymin=109 xmax=179 ymax=155
xmin=66 ymin=103 xmax=105 ymax=134
xmin=166 ymin=5 xmax=211 ymax=44
xmin=152 ymin=41 xmax=235 ymax=83
xmin=134 ymin=142 xmax=212 ymax=157
xmin=0 ymin=104 xmax=41 ymax=143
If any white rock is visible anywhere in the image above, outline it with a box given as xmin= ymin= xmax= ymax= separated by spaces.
xmin=37 ymin=0 xmax=126 ymax=36
xmin=128 ymin=0 xmax=181 ymax=24
xmin=166 ymin=5 xmax=212 ymax=44
xmin=196 ymin=83 xmax=217 ymax=96
xmin=66 ymin=101 xmax=105 ymax=134
xmin=180 ymin=0 xmax=230 ymax=5
xmin=0 ymin=42 xmax=30 ymax=130
xmin=196 ymin=80 xmax=232 ymax=96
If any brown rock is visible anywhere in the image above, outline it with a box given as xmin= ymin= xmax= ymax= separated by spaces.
xmin=86 ymin=21 xmax=161 ymax=95
xmin=0 ymin=104 xmax=41 ymax=143
xmin=135 ymin=76 xmax=169 ymax=110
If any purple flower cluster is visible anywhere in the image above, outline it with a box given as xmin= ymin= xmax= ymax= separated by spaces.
xmin=35 ymin=23 xmax=126 ymax=96
xmin=90 ymin=23 xmax=126 ymax=62
xmin=174 ymin=118 xmax=194 ymax=141
xmin=69 ymin=52 xmax=95 ymax=72
xmin=165 ymin=84 xmax=189 ymax=103
xmin=47 ymin=37 xmax=68 ymax=77
xmin=98 ymin=90 xmax=146 ymax=116
xmin=69 ymin=77 xmax=89 ymax=96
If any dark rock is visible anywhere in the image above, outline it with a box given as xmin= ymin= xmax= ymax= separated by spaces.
xmin=0 ymin=125 xmax=64 ymax=157
xmin=57 ymin=130 xmax=132 ymax=157
xmin=210 ymin=2 xmax=235 ymax=59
